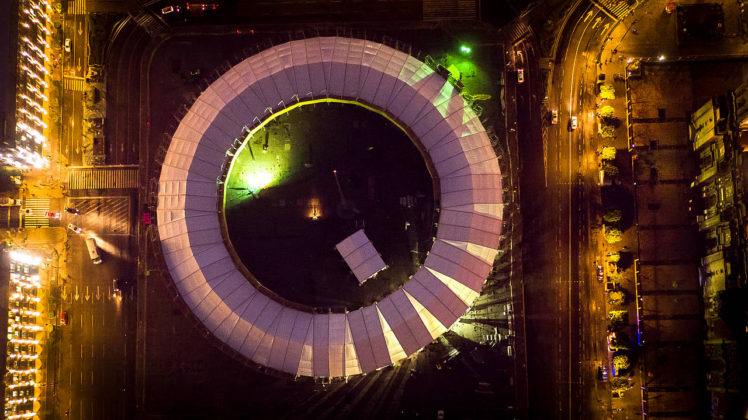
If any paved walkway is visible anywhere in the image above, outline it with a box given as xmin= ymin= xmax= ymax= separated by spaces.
xmin=586 ymin=0 xmax=745 ymax=417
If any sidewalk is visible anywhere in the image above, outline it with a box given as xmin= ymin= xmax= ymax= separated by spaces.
xmin=588 ymin=1 xmax=731 ymax=417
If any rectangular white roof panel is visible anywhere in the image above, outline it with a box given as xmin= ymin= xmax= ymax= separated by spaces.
xmin=284 ymin=311 xmax=312 ymax=374
xmin=328 ymin=313 xmax=346 ymax=377
xmin=266 ymin=308 xmax=296 ymax=372
xmin=361 ymin=305 xmax=391 ymax=368
xmin=377 ymin=296 xmax=419 ymax=355
xmin=351 ymin=256 xmax=387 ymax=284
xmin=336 ymin=229 xmax=387 ymax=284
xmin=335 ymin=229 xmax=368 ymax=257
xmin=412 ymin=268 xmax=469 ymax=318
xmin=346 ymin=310 xmax=376 ymax=373
xmin=403 ymin=271 xmax=457 ymax=327
xmin=312 ymin=315 xmax=330 ymax=377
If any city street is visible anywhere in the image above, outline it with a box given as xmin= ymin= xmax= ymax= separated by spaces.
xmin=516 ymin=3 xmax=620 ymax=419
xmin=60 ymin=1 xmax=88 ymax=165
xmin=54 ymin=233 xmax=135 ymax=419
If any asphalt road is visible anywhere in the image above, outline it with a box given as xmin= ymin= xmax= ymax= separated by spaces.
xmin=517 ymin=3 xmax=618 ymax=420
xmin=104 ymin=19 xmax=147 ymax=165
xmin=61 ymin=12 xmax=87 ymax=165
xmin=53 ymin=206 xmax=137 ymax=419
xmin=544 ymin=4 xmax=620 ymax=420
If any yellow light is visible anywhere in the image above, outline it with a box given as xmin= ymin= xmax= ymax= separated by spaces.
xmin=307 ymin=198 xmax=322 ymax=220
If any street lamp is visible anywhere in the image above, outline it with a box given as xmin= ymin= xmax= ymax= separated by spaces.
xmin=459 ymin=44 xmax=472 ymax=55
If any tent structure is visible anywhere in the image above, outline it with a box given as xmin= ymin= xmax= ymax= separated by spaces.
xmin=335 ymin=229 xmax=387 ymax=285
xmin=157 ymin=37 xmax=503 ymax=378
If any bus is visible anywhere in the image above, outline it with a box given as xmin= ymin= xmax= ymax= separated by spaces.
xmin=86 ymin=237 xmax=102 ymax=264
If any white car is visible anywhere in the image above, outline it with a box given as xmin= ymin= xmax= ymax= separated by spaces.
xmin=517 ymin=68 xmax=525 ymax=84
xmin=551 ymin=109 xmax=559 ymax=125
xmin=64 ymin=38 xmax=71 ymax=53
xmin=569 ymin=116 xmax=578 ymax=130
xmin=161 ymin=5 xmax=180 ymax=14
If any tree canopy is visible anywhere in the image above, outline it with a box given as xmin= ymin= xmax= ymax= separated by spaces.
xmin=598 ymin=105 xmax=615 ymax=119
xmin=601 ymin=146 xmax=617 ymax=160
xmin=605 ymin=227 xmax=623 ymax=243
xmin=599 ymin=84 xmax=616 ymax=100
xmin=603 ymin=208 xmax=623 ymax=224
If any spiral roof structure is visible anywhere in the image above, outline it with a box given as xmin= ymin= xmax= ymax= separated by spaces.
xmin=157 ymin=37 xmax=503 ymax=377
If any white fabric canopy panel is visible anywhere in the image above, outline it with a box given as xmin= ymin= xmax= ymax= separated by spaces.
xmin=157 ymin=37 xmax=503 ymax=378
xmin=335 ymin=229 xmax=387 ymax=285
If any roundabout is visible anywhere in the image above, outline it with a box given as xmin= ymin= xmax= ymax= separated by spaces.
xmin=157 ymin=37 xmax=503 ymax=378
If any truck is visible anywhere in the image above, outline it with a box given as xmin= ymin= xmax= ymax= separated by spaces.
xmin=85 ymin=237 xmax=102 ymax=264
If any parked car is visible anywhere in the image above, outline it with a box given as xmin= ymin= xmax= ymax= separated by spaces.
xmin=598 ymin=365 xmax=609 ymax=382
xmin=569 ymin=116 xmax=578 ymax=130
xmin=597 ymin=265 xmax=605 ymax=282
xmin=551 ymin=109 xmax=559 ymax=125
xmin=60 ymin=311 xmax=68 ymax=325
xmin=607 ymin=332 xmax=616 ymax=351
xmin=45 ymin=211 xmax=61 ymax=219
xmin=64 ymin=207 xmax=80 ymax=215
xmin=67 ymin=224 xmax=82 ymax=234
xmin=517 ymin=68 xmax=525 ymax=83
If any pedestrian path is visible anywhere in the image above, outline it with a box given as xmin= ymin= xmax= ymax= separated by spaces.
xmin=23 ymin=198 xmax=50 ymax=227
xmin=63 ymin=76 xmax=86 ymax=92
xmin=68 ymin=167 xmax=139 ymax=189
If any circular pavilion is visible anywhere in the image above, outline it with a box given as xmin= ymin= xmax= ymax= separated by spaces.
xmin=157 ymin=37 xmax=503 ymax=378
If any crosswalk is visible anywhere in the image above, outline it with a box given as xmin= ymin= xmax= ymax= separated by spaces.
xmin=422 ymin=0 xmax=477 ymax=21
xmin=592 ymin=0 xmax=641 ymax=20
xmin=68 ymin=168 xmax=139 ymax=190
xmin=69 ymin=197 xmax=131 ymax=235
xmin=132 ymin=12 xmax=169 ymax=38
xmin=502 ymin=20 xmax=531 ymax=44
xmin=63 ymin=76 xmax=86 ymax=92
xmin=23 ymin=198 xmax=50 ymax=227
xmin=67 ymin=0 xmax=85 ymax=15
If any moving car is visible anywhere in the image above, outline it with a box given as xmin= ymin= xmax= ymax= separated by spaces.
xmin=67 ymin=224 xmax=82 ymax=234
xmin=517 ymin=68 xmax=525 ymax=83
xmin=551 ymin=109 xmax=559 ymax=125
xmin=569 ymin=116 xmax=578 ymax=130
xmin=45 ymin=211 xmax=61 ymax=219
xmin=112 ymin=278 xmax=122 ymax=298
xmin=64 ymin=38 xmax=71 ymax=53
xmin=64 ymin=207 xmax=80 ymax=215
xmin=60 ymin=311 xmax=68 ymax=325
xmin=161 ymin=5 xmax=180 ymax=14
xmin=597 ymin=265 xmax=605 ymax=282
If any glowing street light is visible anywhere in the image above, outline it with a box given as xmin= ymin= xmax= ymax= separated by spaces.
xmin=459 ymin=44 xmax=472 ymax=55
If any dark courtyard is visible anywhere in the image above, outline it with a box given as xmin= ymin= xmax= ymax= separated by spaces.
xmin=224 ymin=103 xmax=434 ymax=310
